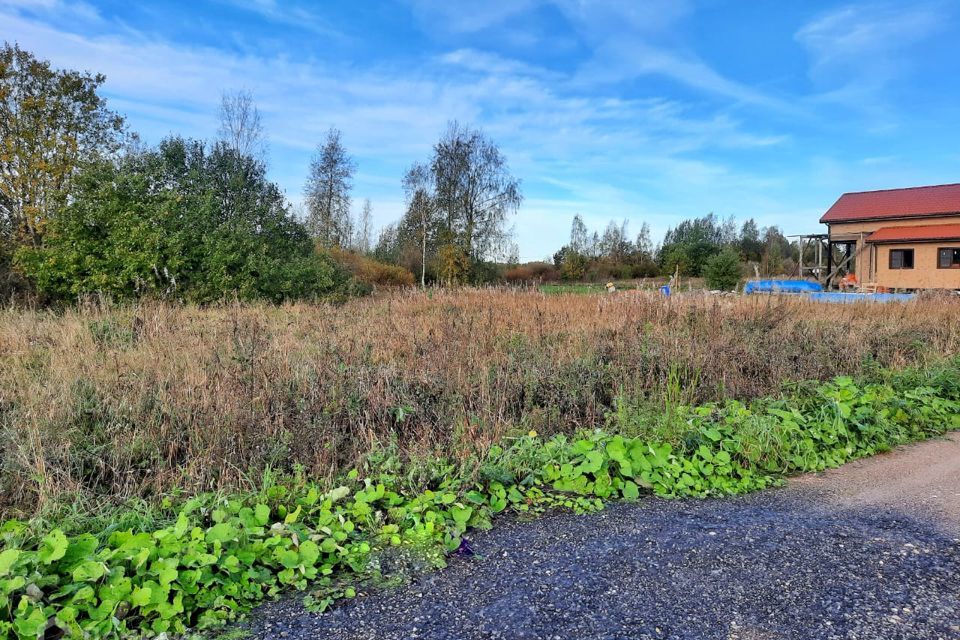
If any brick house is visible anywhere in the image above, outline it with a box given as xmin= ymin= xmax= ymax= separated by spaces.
xmin=821 ymin=183 xmax=960 ymax=290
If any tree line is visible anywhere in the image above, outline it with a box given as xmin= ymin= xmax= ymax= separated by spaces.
xmin=0 ymin=43 xmax=530 ymax=303
xmin=1 ymin=42 xmax=803 ymax=303
xmin=544 ymin=213 xmax=795 ymax=287
xmin=0 ymin=44 xmax=348 ymax=302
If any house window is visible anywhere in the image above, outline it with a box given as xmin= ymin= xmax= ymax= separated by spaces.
xmin=938 ymin=248 xmax=960 ymax=269
xmin=889 ymin=249 xmax=914 ymax=269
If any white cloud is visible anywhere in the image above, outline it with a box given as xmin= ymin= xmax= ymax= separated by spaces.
xmin=406 ymin=0 xmax=541 ymax=34
xmin=215 ymin=0 xmax=345 ymax=39
xmin=796 ymin=2 xmax=942 ymax=80
xmin=794 ymin=3 xmax=948 ymax=129
xmin=5 ymin=0 xmax=815 ymax=258
xmin=0 ymin=0 xmax=101 ymax=22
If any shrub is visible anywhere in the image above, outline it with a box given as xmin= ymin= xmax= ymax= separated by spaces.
xmin=504 ymin=262 xmax=560 ymax=283
xmin=327 ymin=248 xmax=414 ymax=287
xmin=15 ymin=138 xmax=345 ymax=304
xmin=704 ymin=247 xmax=742 ymax=291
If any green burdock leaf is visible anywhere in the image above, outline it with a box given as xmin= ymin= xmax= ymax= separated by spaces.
xmin=316 ymin=537 xmax=336 ymax=554
xmin=72 ymin=560 xmax=106 ymax=582
xmin=298 ymin=540 xmax=320 ymax=567
xmin=606 ymin=437 xmax=627 ymax=462
xmin=622 ymin=481 xmax=640 ymax=500
xmin=579 ymin=450 xmax=604 ymax=474
xmin=276 ymin=549 xmax=300 ymax=569
xmin=151 ymin=558 xmax=179 ymax=585
xmin=450 ymin=506 xmax=473 ymax=528
xmin=205 ymin=522 xmax=237 ymax=544
xmin=13 ymin=598 xmax=48 ymax=638
xmin=254 ymin=504 xmax=271 ymax=526
xmin=284 ymin=505 xmax=302 ymax=525
xmin=702 ymin=428 xmax=723 ymax=442
xmin=98 ymin=575 xmax=132 ymax=602
xmin=0 ymin=549 xmax=20 ymax=577
xmin=130 ymin=585 xmax=152 ymax=607
xmin=173 ymin=512 xmax=190 ymax=537
xmin=38 ymin=529 xmax=69 ymax=564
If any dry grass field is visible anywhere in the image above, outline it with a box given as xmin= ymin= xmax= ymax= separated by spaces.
xmin=2 ymin=289 xmax=958 ymax=520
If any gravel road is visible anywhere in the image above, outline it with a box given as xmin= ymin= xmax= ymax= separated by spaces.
xmin=242 ymin=435 xmax=960 ymax=640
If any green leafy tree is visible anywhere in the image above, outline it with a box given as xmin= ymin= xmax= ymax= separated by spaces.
xmin=555 ymin=247 xmax=587 ymax=281
xmin=430 ymin=121 xmax=522 ymax=275
xmin=738 ymin=218 xmax=763 ymax=262
xmin=658 ymin=214 xmax=725 ymax=276
xmin=704 ymin=247 xmax=742 ymax=291
xmin=17 ymin=137 xmax=344 ymax=302
xmin=304 ymin=127 xmax=355 ymax=248
xmin=0 ymin=43 xmax=125 ymax=248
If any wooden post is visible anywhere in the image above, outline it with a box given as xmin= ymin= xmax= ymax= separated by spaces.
xmin=826 ymin=234 xmax=834 ymax=289
xmin=816 ymin=240 xmax=823 ymax=282
xmin=798 ymin=236 xmax=804 ymax=280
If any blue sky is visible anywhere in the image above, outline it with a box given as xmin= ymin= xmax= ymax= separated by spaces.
xmin=5 ymin=0 xmax=960 ymax=260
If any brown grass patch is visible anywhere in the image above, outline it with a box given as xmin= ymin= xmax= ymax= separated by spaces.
xmin=1 ymin=289 xmax=957 ymax=519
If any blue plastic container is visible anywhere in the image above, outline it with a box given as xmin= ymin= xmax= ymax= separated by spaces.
xmin=659 ymin=285 xmax=671 ymax=297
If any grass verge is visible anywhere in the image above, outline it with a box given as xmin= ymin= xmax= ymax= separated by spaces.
xmin=1 ymin=359 xmax=959 ymax=638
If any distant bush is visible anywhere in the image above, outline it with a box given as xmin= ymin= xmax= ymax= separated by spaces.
xmin=504 ymin=262 xmax=560 ymax=283
xmin=704 ymin=247 xmax=742 ymax=291
xmin=328 ymin=248 xmax=415 ymax=287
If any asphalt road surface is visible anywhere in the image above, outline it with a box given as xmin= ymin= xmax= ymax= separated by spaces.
xmin=242 ymin=434 xmax=960 ymax=640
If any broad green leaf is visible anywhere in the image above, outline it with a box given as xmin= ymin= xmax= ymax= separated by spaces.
xmin=72 ymin=560 xmax=106 ymax=582
xmin=38 ymin=529 xmax=68 ymax=564
xmin=0 ymin=549 xmax=20 ymax=577
xmin=299 ymin=541 xmax=320 ymax=567
xmin=205 ymin=522 xmax=236 ymax=544
xmin=579 ymin=450 xmax=604 ymax=474
xmin=173 ymin=512 xmax=190 ymax=537
xmin=284 ymin=505 xmax=302 ymax=525
xmin=450 ymin=506 xmax=472 ymax=528
xmin=151 ymin=558 xmax=179 ymax=585
xmin=276 ymin=549 xmax=300 ymax=569
xmin=13 ymin=599 xmax=47 ymax=638
xmin=254 ymin=504 xmax=271 ymax=526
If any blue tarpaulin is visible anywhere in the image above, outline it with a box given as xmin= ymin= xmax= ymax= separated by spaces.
xmin=806 ymin=292 xmax=915 ymax=303
xmin=743 ymin=279 xmax=824 ymax=294
xmin=742 ymin=279 xmax=914 ymax=303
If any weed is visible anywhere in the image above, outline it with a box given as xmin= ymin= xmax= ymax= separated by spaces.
xmin=2 ymin=361 xmax=958 ymax=638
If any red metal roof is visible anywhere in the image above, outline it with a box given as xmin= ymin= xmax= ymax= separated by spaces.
xmin=865 ymin=223 xmax=960 ymax=243
xmin=820 ymin=183 xmax=960 ymax=223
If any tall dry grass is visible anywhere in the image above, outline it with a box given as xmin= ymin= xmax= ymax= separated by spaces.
xmin=1 ymin=289 xmax=958 ymax=519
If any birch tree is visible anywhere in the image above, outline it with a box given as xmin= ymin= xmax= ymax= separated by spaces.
xmin=403 ymin=162 xmax=436 ymax=286
xmin=304 ymin=127 xmax=355 ymax=247
xmin=356 ymin=198 xmax=373 ymax=253
xmin=430 ymin=121 xmax=521 ymax=264
xmin=217 ymin=89 xmax=266 ymax=162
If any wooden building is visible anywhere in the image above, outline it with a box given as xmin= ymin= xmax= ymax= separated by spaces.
xmin=821 ymin=183 xmax=960 ymax=290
